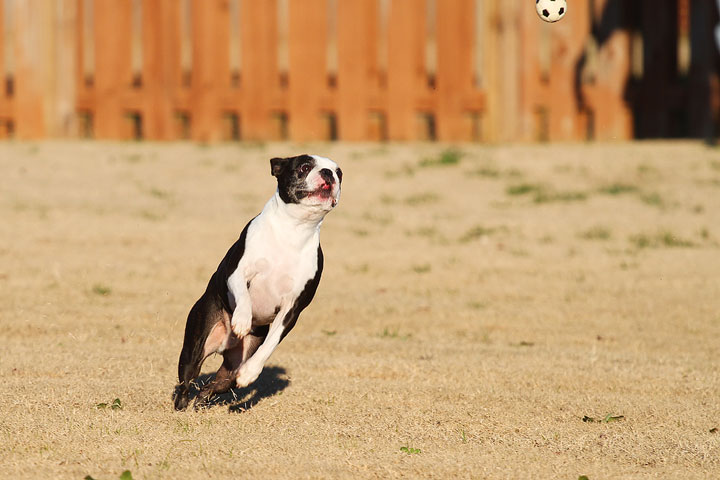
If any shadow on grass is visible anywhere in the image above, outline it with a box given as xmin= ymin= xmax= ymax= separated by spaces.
xmin=187 ymin=365 xmax=290 ymax=413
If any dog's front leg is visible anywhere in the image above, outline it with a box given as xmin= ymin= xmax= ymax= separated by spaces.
xmin=234 ymin=304 xmax=294 ymax=388
xmin=227 ymin=274 xmax=253 ymax=338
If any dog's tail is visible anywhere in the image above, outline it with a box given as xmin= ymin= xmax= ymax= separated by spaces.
xmin=173 ymin=292 xmax=226 ymax=411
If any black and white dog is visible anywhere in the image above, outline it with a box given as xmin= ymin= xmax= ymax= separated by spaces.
xmin=173 ymin=154 xmax=342 ymax=410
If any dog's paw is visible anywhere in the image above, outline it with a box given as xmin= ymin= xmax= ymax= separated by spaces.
xmin=231 ymin=305 xmax=252 ymax=337
xmin=231 ymin=302 xmax=253 ymax=337
xmin=231 ymin=318 xmax=252 ymax=338
xmin=173 ymin=387 xmax=189 ymax=411
xmin=235 ymin=365 xmax=261 ymax=388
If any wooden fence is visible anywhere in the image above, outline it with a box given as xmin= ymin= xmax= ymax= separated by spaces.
xmin=0 ymin=0 xmax=717 ymax=142
xmin=0 ymin=0 xmax=486 ymax=142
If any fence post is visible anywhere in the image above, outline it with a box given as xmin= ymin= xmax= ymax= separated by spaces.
xmin=288 ymin=0 xmax=327 ymax=142
xmin=436 ymin=0 xmax=475 ymax=141
xmin=240 ymin=0 xmax=279 ymax=141
xmin=141 ymin=0 xmax=177 ymax=140
xmin=93 ymin=0 xmax=132 ymax=139
xmin=12 ymin=0 xmax=50 ymax=138
xmin=337 ymin=0 xmax=374 ymax=141
xmin=190 ymin=0 xmax=229 ymax=142
xmin=387 ymin=0 xmax=425 ymax=140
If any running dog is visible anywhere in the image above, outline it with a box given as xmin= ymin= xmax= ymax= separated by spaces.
xmin=173 ymin=154 xmax=342 ymax=410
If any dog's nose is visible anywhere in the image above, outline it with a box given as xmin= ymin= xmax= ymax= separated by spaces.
xmin=319 ymin=168 xmax=335 ymax=183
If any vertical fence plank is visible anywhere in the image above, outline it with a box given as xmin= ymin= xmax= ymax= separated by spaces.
xmin=142 ymin=0 xmax=178 ymax=140
xmin=0 ymin=1 xmax=7 ymax=134
xmin=494 ymin=0 xmax=521 ymax=142
xmin=387 ymin=0 xmax=425 ymax=140
xmin=240 ymin=0 xmax=279 ymax=140
xmin=93 ymin=0 xmax=132 ymax=139
xmin=337 ymin=0 xmax=374 ymax=140
xmin=288 ymin=0 xmax=327 ymax=141
xmin=436 ymin=0 xmax=475 ymax=141
xmin=13 ymin=0 xmax=50 ymax=138
xmin=190 ymin=0 xmax=229 ymax=141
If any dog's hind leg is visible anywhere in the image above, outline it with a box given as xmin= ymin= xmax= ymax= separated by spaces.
xmin=193 ymin=345 xmax=243 ymax=409
xmin=193 ymin=325 xmax=269 ymax=409
xmin=173 ymin=293 xmax=230 ymax=411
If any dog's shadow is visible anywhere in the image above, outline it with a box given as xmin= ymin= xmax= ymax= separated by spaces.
xmin=187 ymin=365 xmax=290 ymax=413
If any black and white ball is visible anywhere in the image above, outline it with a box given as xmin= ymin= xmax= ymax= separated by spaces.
xmin=536 ymin=0 xmax=567 ymax=23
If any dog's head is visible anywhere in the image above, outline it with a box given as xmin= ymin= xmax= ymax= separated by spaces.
xmin=270 ymin=155 xmax=342 ymax=210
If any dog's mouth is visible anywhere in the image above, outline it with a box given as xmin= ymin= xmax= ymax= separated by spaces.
xmin=316 ymin=183 xmax=334 ymax=197
xmin=295 ymin=183 xmax=338 ymax=207
xmin=297 ymin=183 xmax=335 ymax=198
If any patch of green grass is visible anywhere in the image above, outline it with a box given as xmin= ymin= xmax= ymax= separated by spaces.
xmin=148 ymin=187 xmax=171 ymax=200
xmin=96 ymin=398 xmax=122 ymax=410
xmin=384 ymin=164 xmax=416 ymax=178
xmin=378 ymin=328 xmax=412 ymax=340
xmin=630 ymin=234 xmax=651 ymax=249
xmin=412 ymin=264 xmax=432 ymax=274
xmin=139 ymin=210 xmax=166 ymax=221
xmin=506 ymin=183 xmax=543 ymax=196
xmin=470 ymin=164 xmax=524 ymax=179
xmin=345 ymin=263 xmax=369 ymax=274
xmin=92 ymin=284 xmax=112 ymax=296
xmin=420 ymin=149 xmax=463 ymax=167
xmin=539 ymin=235 xmax=555 ymax=244
xmin=579 ymin=226 xmax=612 ymax=241
xmin=471 ymin=166 xmax=500 ymax=178
xmin=533 ymin=190 xmax=587 ymax=204
xmin=599 ymin=183 xmax=639 ymax=195
xmin=362 ymin=212 xmax=394 ymax=226
xmin=658 ymin=232 xmax=696 ymax=248
xmin=630 ymin=231 xmax=696 ymax=249
xmin=506 ymin=183 xmax=586 ymax=203
xmin=406 ymin=227 xmax=440 ymax=238
xmin=582 ymin=414 xmax=625 ymax=423
xmin=123 ymin=153 xmax=143 ymax=163
xmin=404 ymin=193 xmax=440 ymax=205
xmin=400 ymin=446 xmax=422 ymax=454
xmin=459 ymin=225 xmax=497 ymax=243
xmin=467 ymin=301 xmax=486 ymax=310
xmin=637 ymin=164 xmax=658 ymax=176
xmin=380 ymin=194 xmax=397 ymax=205
xmin=640 ymin=192 xmax=665 ymax=208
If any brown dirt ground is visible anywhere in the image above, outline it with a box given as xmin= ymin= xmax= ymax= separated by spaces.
xmin=1 ymin=141 xmax=719 ymax=479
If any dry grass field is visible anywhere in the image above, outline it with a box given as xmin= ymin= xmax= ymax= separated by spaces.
xmin=1 ymin=141 xmax=719 ymax=479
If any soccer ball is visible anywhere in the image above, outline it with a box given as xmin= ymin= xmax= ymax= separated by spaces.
xmin=535 ymin=0 xmax=567 ymax=23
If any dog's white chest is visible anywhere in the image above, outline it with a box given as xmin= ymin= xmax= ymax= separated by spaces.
xmin=245 ymin=258 xmax=294 ymax=323
xmin=226 ymin=212 xmax=320 ymax=325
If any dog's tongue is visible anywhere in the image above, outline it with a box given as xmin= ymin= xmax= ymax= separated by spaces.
xmin=320 ymin=183 xmax=331 ymax=191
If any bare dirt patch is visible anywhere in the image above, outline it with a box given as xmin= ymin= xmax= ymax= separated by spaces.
xmin=1 ymin=141 xmax=719 ymax=479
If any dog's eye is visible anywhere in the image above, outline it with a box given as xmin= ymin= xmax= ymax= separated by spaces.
xmin=299 ymin=164 xmax=311 ymax=174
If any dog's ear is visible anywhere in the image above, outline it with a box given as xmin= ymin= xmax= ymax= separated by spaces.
xmin=270 ymin=157 xmax=288 ymax=177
